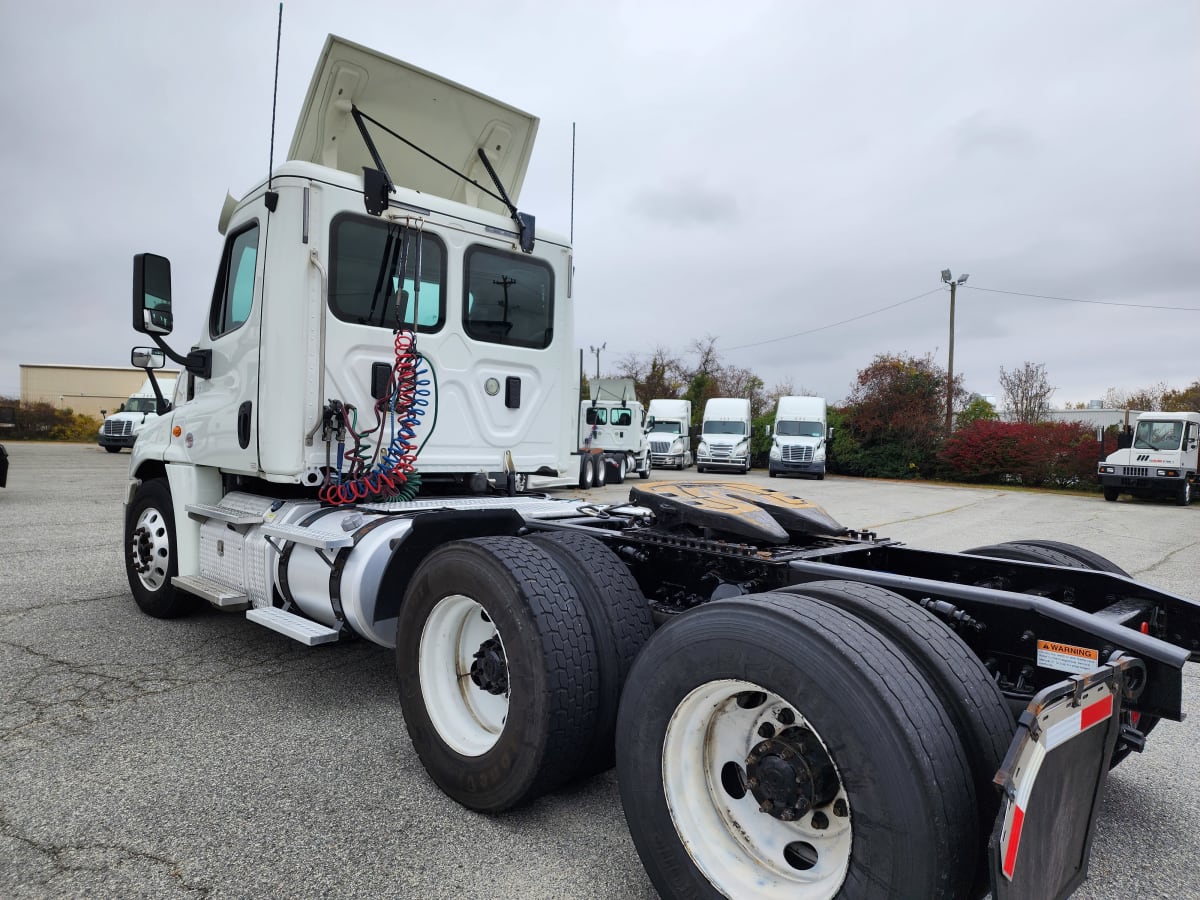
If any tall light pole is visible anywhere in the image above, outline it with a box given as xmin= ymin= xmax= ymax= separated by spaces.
xmin=589 ymin=343 xmax=606 ymax=379
xmin=940 ymin=269 xmax=969 ymax=436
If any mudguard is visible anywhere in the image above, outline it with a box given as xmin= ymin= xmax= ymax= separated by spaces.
xmin=990 ymin=655 xmax=1145 ymax=899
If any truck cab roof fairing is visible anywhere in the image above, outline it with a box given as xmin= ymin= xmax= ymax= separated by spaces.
xmin=288 ymin=35 xmax=539 ymax=217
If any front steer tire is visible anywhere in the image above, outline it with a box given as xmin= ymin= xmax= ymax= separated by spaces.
xmin=616 ymin=592 xmax=977 ymax=900
xmin=396 ymin=537 xmax=600 ymax=812
xmin=124 ymin=478 xmax=196 ymax=618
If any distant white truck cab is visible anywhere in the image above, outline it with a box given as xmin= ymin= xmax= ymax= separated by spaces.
xmin=579 ymin=378 xmax=650 ymax=484
xmin=1098 ymin=411 xmax=1199 ymax=505
xmin=646 ymin=398 xmax=693 ymax=469
xmin=768 ymin=395 xmax=830 ymax=480
xmin=696 ymin=397 xmax=751 ymax=473
xmin=98 ymin=375 xmax=178 ymax=453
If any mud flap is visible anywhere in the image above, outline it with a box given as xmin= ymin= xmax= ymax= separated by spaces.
xmin=990 ymin=655 xmax=1146 ymax=900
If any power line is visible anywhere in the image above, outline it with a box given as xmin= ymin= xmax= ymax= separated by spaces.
xmin=964 ymin=285 xmax=1200 ymax=311
xmin=722 ymin=287 xmax=945 ymax=352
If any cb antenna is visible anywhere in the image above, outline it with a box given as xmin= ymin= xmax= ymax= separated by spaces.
xmin=570 ymin=121 xmax=576 ymax=244
xmin=266 ymin=3 xmax=283 ymax=211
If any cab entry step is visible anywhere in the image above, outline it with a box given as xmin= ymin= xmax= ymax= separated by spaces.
xmin=246 ymin=607 xmax=340 ymax=646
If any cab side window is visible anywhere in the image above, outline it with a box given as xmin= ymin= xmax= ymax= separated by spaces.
xmin=210 ymin=223 xmax=260 ymax=337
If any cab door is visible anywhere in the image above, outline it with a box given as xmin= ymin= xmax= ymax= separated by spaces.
xmin=177 ymin=213 xmax=264 ymax=473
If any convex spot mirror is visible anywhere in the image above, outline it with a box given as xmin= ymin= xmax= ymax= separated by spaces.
xmin=131 ymin=347 xmax=166 ymax=369
xmin=132 ymin=253 xmax=174 ymax=335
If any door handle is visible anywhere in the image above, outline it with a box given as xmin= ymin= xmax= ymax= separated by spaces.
xmin=237 ymin=401 xmax=252 ymax=449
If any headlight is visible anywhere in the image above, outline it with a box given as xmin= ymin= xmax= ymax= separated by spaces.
xmin=735 ymin=440 xmax=749 ymax=455
xmin=671 ymin=437 xmax=684 ymax=452
xmin=698 ymin=441 xmax=708 ymax=454
xmin=1157 ymin=469 xmax=1178 ymax=477
xmin=769 ymin=444 xmax=781 ymax=459
xmin=1099 ymin=465 xmax=1114 ymax=474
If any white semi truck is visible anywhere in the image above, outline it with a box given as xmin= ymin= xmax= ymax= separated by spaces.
xmin=696 ymin=397 xmax=752 ymax=473
xmin=121 ymin=34 xmax=1200 ymax=900
xmin=578 ymin=378 xmax=651 ymax=485
xmin=768 ymin=395 xmax=830 ymax=480
xmin=98 ymin=375 xmax=178 ymax=453
xmin=1098 ymin=411 xmax=1199 ymax=505
xmin=646 ymin=398 xmax=693 ymax=469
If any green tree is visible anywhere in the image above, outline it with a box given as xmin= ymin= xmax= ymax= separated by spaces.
xmin=840 ymin=353 xmax=962 ymax=478
xmin=1163 ymin=380 xmax=1200 ymax=412
xmin=956 ymin=395 xmax=999 ymax=430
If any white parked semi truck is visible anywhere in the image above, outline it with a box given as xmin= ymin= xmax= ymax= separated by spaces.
xmin=646 ymin=398 xmax=693 ymax=469
xmin=696 ymin=397 xmax=752 ymax=473
xmin=768 ymin=395 xmax=830 ymax=480
xmin=98 ymin=375 xmax=178 ymax=452
xmin=121 ymin=34 xmax=1200 ymax=900
xmin=578 ymin=378 xmax=651 ymax=485
xmin=1098 ymin=411 xmax=1199 ymax=505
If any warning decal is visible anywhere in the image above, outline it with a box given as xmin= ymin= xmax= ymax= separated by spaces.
xmin=1036 ymin=639 xmax=1100 ymax=674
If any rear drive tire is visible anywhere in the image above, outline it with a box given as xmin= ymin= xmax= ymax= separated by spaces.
xmin=617 ymin=593 xmax=977 ymax=900
xmin=613 ymin=455 xmax=627 ymax=484
xmin=780 ymin=580 xmax=1013 ymax=897
xmin=395 ymin=537 xmax=600 ymax=812
xmin=579 ymin=454 xmax=595 ymax=490
xmin=125 ymin=478 xmax=196 ymax=618
xmin=529 ymin=532 xmax=653 ymax=776
xmin=594 ymin=455 xmax=608 ymax=488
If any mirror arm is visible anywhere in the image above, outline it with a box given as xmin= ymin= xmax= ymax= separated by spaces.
xmin=150 ymin=334 xmax=212 ymax=380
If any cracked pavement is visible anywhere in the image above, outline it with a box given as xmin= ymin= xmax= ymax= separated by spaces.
xmin=2 ymin=444 xmax=1197 ymax=898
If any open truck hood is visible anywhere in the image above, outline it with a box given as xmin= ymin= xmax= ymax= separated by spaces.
xmin=289 ymin=35 xmax=539 ymax=217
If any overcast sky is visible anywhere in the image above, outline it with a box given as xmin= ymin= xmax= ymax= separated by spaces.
xmin=2 ymin=0 xmax=1197 ymax=407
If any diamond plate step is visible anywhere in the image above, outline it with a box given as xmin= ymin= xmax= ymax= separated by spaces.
xmin=185 ymin=503 xmax=263 ymax=525
xmin=172 ymin=575 xmax=248 ymax=608
xmin=245 ymin=607 xmax=340 ymax=646
xmin=259 ymin=521 xmax=354 ymax=550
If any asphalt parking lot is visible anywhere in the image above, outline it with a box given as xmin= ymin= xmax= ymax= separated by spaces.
xmin=1 ymin=443 xmax=1197 ymax=898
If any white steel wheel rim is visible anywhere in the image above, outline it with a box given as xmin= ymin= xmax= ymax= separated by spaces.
xmin=131 ymin=506 xmax=172 ymax=592
xmin=662 ymin=678 xmax=852 ymax=899
xmin=419 ymin=594 xmax=508 ymax=756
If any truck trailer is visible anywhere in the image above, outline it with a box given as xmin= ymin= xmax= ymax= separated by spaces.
xmin=121 ymin=35 xmax=1200 ymax=900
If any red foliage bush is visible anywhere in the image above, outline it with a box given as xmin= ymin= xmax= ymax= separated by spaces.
xmin=942 ymin=420 xmax=1112 ymax=488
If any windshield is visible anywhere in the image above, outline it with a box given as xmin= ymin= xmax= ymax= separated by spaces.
xmin=776 ymin=420 xmax=823 ymax=438
xmin=1133 ymin=420 xmax=1183 ymax=451
xmin=650 ymin=421 xmax=682 ymax=435
xmin=124 ymin=397 xmax=158 ymax=414
xmin=703 ymin=420 xmax=746 ymax=436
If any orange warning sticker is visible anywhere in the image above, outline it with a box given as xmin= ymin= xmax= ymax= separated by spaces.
xmin=1036 ymin=639 xmax=1100 ymax=674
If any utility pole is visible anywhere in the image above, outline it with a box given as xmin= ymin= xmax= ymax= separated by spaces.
xmin=589 ymin=343 xmax=606 ymax=379
xmin=940 ymin=269 xmax=969 ymax=436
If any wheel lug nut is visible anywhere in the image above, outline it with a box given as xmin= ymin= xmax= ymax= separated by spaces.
xmin=759 ymin=800 xmax=774 ymax=813
xmin=746 ymin=777 xmax=759 ymax=788
xmin=780 ymin=809 xmax=796 ymax=822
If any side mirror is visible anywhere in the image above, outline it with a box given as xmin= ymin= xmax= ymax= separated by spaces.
xmin=827 ymin=427 xmax=835 ymax=440
xmin=131 ymin=347 xmax=166 ymax=369
xmin=132 ymin=253 xmax=174 ymax=335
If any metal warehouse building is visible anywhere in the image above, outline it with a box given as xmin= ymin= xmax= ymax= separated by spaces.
xmin=18 ymin=364 xmax=180 ymax=419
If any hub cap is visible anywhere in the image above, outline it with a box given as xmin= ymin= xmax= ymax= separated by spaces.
xmin=419 ymin=594 xmax=508 ymax=756
xmin=130 ymin=506 xmax=171 ymax=592
xmin=662 ymin=679 xmax=851 ymax=899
